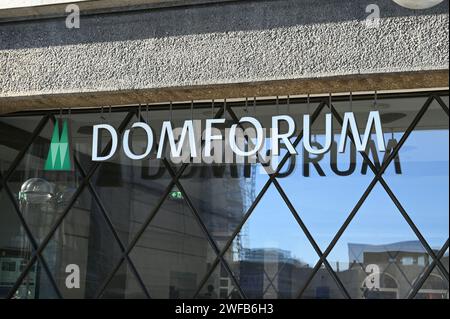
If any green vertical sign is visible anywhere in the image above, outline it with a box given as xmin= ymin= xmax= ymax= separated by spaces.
xmin=44 ymin=119 xmax=72 ymax=171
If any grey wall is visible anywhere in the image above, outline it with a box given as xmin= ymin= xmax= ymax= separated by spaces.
xmin=0 ymin=0 xmax=448 ymax=100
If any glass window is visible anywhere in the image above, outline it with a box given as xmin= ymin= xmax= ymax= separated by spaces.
xmin=401 ymin=257 xmax=414 ymax=266
xmin=0 ymin=93 xmax=448 ymax=299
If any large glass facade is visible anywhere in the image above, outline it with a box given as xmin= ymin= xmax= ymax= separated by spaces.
xmin=0 ymin=91 xmax=448 ymax=299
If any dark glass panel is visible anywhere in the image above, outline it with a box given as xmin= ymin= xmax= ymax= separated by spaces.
xmin=40 ymin=189 xmax=125 ymax=299
xmin=6 ymin=119 xmax=82 ymax=243
xmin=129 ymin=192 xmax=217 ymax=298
xmin=0 ymin=116 xmax=43 ymax=174
xmin=100 ymin=262 xmax=147 ymax=299
xmin=0 ymin=190 xmax=35 ymax=299
xmin=9 ymin=261 xmax=59 ymax=299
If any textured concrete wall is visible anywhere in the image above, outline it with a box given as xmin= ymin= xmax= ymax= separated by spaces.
xmin=0 ymin=0 xmax=448 ymax=106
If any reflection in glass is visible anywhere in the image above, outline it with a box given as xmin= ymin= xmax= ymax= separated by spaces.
xmin=6 ymin=119 xmax=81 ymax=244
xmin=0 ymin=94 xmax=448 ymax=299
xmin=41 ymin=189 xmax=125 ymax=299
xmin=327 ymin=184 xmax=438 ymax=299
xmin=0 ymin=116 xmax=43 ymax=174
xmin=129 ymin=190 xmax=218 ymax=298
xmin=198 ymin=262 xmax=242 ymax=299
xmin=442 ymin=248 xmax=449 ymax=274
xmin=415 ymin=268 xmax=449 ymax=299
xmin=0 ymin=190 xmax=34 ymax=298
xmin=301 ymin=266 xmax=345 ymax=299
xmin=277 ymin=103 xmax=376 ymax=251
xmin=383 ymin=99 xmax=449 ymax=248
xmin=223 ymin=183 xmax=319 ymax=299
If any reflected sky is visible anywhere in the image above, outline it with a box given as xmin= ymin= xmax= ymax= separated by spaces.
xmin=243 ymin=129 xmax=449 ymax=267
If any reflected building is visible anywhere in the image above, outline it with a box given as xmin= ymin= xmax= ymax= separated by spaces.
xmin=337 ymin=241 xmax=449 ymax=299
xmin=225 ymin=241 xmax=449 ymax=299
xmin=0 ymin=92 xmax=449 ymax=299
xmin=236 ymin=248 xmax=309 ymax=299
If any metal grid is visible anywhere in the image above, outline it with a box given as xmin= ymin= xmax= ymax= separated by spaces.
xmin=0 ymin=90 xmax=448 ymax=299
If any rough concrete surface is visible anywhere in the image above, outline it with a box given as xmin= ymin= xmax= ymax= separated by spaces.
xmin=0 ymin=0 xmax=448 ymax=110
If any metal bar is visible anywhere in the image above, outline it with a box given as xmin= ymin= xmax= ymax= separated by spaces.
xmin=433 ymin=94 xmax=449 ymax=116
xmin=295 ymin=95 xmax=436 ymax=298
xmin=0 ymin=114 xmax=64 ymax=298
xmin=379 ymin=177 xmax=449 ymax=281
xmin=6 ymin=111 xmax=136 ymax=299
xmin=192 ymin=171 xmax=272 ymax=298
xmin=1 ymin=90 xmax=447 ymax=300
xmin=0 ymin=115 xmax=50 ymax=190
xmin=228 ymin=100 xmax=350 ymax=297
xmin=163 ymin=161 xmax=248 ymax=299
xmin=67 ymin=111 xmax=152 ymax=298
xmin=327 ymin=98 xmax=449 ymax=283
xmin=384 ymin=250 xmax=415 ymax=289
xmin=93 ymin=162 xmax=189 ymax=298
xmin=272 ymin=178 xmax=351 ymax=299
xmin=72 ymin=156 xmax=152 ymax=299
xmin=261 ymin=268 xmax=281 ymax=296
xmin=2 ymin=175 xmax=63 ymax=299
xmin=407 ymin=240 xmax=449 ymax=299
xmin=261 ymin=262 xmax=287 ymax=296
xmin=193 ymin=101 xmax=325 ymax=297
xmin=94 ymin=106 xmax=226 ymax=298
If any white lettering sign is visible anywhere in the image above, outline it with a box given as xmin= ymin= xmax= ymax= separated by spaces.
xmin=91 ymin=112 xmax=386 ymax=164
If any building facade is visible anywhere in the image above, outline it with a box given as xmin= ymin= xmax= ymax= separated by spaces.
xmin=0 ymin=0 xmax=448 ymax=299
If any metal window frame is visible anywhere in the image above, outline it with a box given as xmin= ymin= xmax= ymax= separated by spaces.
xmin=0 ymin=90 xmax=448 ymax=299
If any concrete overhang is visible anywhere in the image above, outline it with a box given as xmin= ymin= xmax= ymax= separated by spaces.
xmin=0 ymin=71 xmax=448 ymax=114
xmin=1 ymin=0 xmax=448 ymax=114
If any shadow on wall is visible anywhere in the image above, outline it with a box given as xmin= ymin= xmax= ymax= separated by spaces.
xmin=0 ymin=0 xmax=448 ymax=50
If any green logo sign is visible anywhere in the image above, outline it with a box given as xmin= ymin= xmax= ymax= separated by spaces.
xmin=44 ymin=119 xmax=72 ymax=171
